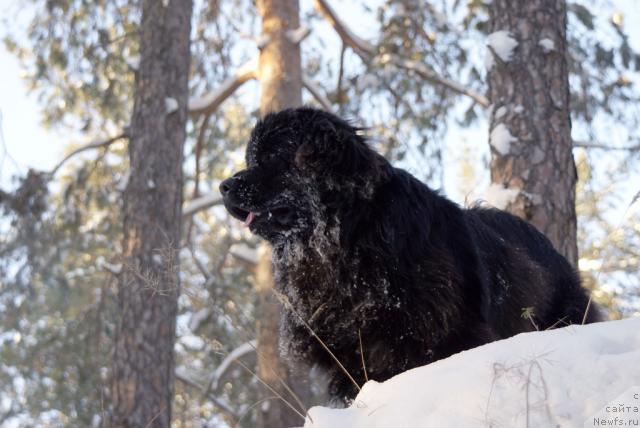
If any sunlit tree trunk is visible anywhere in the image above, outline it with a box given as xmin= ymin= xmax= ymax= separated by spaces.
xmin=111 ymin=0 xmax=192 ymax=426
xmin=487 ymin=0 xmax=577 ymax=266
xmin=255 ymin=0 xmax=305 ymax=426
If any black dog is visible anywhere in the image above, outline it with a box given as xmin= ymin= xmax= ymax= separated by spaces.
xmin=220 ymin=107 xmax=599 ymax=400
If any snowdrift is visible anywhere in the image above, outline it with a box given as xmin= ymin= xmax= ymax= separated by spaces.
xmin=302 ymin=317 xmax=640 ymax=428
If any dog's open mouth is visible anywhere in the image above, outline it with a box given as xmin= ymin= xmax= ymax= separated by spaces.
xmin=244 ymin=211 xmax=258 ymax=227
xmin=227 ymin=205 xmax=259 ymax=226
xmin=227 ymin=204 xmax=293 ymax=228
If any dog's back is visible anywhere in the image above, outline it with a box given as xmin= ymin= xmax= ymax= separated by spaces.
xmin=465 ymin=207 xmax=600 ymax=336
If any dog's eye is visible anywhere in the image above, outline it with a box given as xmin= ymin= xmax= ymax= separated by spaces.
xmin=264 ymin=152 xmax=284 ymax=165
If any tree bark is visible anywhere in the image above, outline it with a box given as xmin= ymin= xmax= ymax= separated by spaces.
xmin=487 ymin=0 xmax=578 ymax=266
xmin=111 ymin=0 xmax=192 ymax=426
xmin=255 ymin=0 xmax=305 ymax=426
xmin=257 ymin=0 xmax=303 ymax=113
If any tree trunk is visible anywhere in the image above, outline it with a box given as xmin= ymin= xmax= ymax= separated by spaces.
xmin=111 ymin=0 xmax=192 ymax=426
xmin=255 ymin=0 xmax=305 ymax=426
xmin=257 ymin=0 xmax=303 ymax=112
xmin=487 ymin=0 xmax=577 ymax=266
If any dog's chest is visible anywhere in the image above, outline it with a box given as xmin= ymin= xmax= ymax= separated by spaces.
xmin=272 ymin=249 xmax=394 ymax=328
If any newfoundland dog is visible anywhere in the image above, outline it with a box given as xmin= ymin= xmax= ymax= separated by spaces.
xmin=219 ymin=107 xmax=599 ymax=400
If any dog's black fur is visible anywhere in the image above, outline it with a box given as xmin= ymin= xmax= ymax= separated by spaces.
xmin=220 ymin=107 xmax=600 ymax=401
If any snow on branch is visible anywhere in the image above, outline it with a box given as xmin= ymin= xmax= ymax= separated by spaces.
xmin=538 ymin=38 xmax=555 ymax=53
xmin=188 ymin=59 xmax=258 ymax=115
xmin=255 ymin=33 xmax=271 ymax=49
xmin=165 ymin=97 xmax=179 ymax=114
xmin=302 ymin=75 xmax=334 ymax=112
xmin=487 ymin=31 xmax=518 ymax=64
xmin=489 ymin=123 xmax=517 ymax=155
xmin=47 ymin=133 xmax=128 ymax=177
xmin=312 ymin=0 xmax=489 ymax=107
xmin=206 ymin=340 xmax=257 ymax=393
xmin=229 ymin=243 xmax=259 ymax=265
xmin=286 ymin=26 xmax=311 ymax=45
xmin=101 ymin=262 xmax=123 ymax=275
xmin=188 ymin=307 xmax=212 ymax=332
xmin=484 ymin=183 xmax=520 ymax=210
xmin=574 ymin=140 xmax=640 ymax=151
xmin=182 ymin=191 xmax=223 ymax=218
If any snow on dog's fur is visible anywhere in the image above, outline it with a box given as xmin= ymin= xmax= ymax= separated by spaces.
xmin=220 ymin=107 xmax=600 ymax=401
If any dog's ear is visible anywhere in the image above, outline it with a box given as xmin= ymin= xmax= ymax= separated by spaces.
xmin=294 ymin=116 xmax=389 ymax=185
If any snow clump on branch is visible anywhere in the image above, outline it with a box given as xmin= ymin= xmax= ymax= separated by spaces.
xmin=489 ymin=123 xmax=516 ymax=155
xmin=485 ymin=30 xmax=518 ymax=69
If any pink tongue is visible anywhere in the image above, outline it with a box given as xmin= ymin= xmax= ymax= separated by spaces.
xmin=244 ymin=211 xmax=256 ymax=227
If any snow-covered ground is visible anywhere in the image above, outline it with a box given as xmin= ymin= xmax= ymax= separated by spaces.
xmin=302 ymin=317 xmax=640 ymax=428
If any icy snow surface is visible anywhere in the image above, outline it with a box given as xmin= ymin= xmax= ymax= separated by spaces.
xmin=302 ymin=317 xmax=640 ymax=428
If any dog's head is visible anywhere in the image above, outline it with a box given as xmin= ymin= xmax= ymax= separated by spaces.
xmin=220 ymin=107 xmax=390 ymax=245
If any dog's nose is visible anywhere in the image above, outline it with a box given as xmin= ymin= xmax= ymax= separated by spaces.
xmin=219 ymin=178 xmax=232 ymax=196
xmin=219 ymin=177 xmax=235 ymax=196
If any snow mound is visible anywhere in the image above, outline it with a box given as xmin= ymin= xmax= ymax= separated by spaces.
xmin=302 ymin=318 xmax=640 ymax=428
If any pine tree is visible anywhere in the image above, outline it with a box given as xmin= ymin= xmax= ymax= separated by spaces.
xmin=110 ymin=0 xmax=192 ymax=426
xmin=486 ymin=0 xmax=577 ymax=265
xmin=254 ymin=2 xmax=306 ymax=425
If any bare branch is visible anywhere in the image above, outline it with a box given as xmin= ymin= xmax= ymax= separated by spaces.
xmin=193 ymin=113 xmax=212 ymax=198
xmin=206 ymin=340 xmax=257 ymax=393
xmin=312 ymin=0 xmax=489 ymax=107
xmin=382 ymin=56 xmax=490 ymax=107
xmin=47 ymin=133 xmax=128 ymax=177
xmin=188 ymin=307 xmax=212 ymax=332
xmin=574 ymin=140 xmax=640 ymax=151
xmin=254 ymin=33 xmax=272 ymax=49
xmin=302 ymin=75 xmax=334 ymax=112
xmin=182 ymin=191 xmax=223 ymax=218
xmin=336 ymin=42 xmax=347 ymax=112
xmin=229 ymin=243 xmax=259 ymax=265
xmin=313 ymin=0 xmax=374 ymax=60
xmin=187 ymin=245 xmax=213 ymax=282
xmin=188 ymin=59 xmax=258 ymax=115
xmin=579 ymin=257 xmax=640 ymax=273
xmin=286 ymin=26 xmax=311 ymax=45
xmin=175 ymin=368 xmax=238 ymax=420
xmin=99 ymin=260 xmax=123 ymax=275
